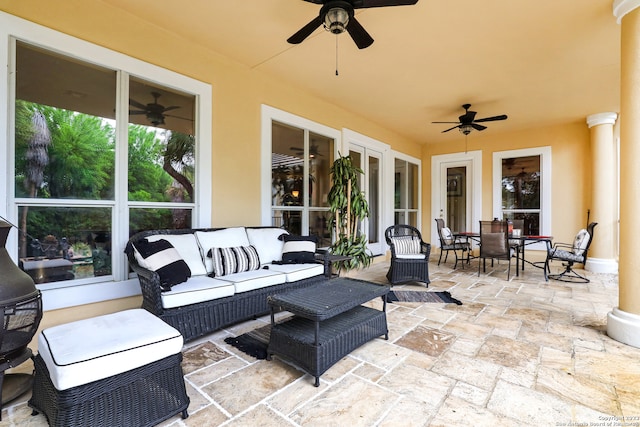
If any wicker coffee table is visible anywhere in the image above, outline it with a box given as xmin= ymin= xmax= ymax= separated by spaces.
xmin=266 ymin=277 xmax=389 ymax=386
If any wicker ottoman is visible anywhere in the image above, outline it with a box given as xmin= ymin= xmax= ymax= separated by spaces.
xmin=28 ymin=309 xmax=189 ymax=427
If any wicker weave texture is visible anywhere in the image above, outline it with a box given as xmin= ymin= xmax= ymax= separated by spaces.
xmin=125 ymin=227 xmax=329 ymax=342
xmin=29 ymin=353 xmax=189 ymax=427
xmin=268 ymin=306 xmax=387 ymax=381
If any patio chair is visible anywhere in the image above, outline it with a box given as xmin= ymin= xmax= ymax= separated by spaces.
xmin=434 ymin=218 xmax=471 ymax=268
xmin=384 ymin=225 xmax=431 ymax=287
xmin=478 ymin=220 xmax=517 ymax=280
xmin=544 ymin=222 xmax=597 ymax=283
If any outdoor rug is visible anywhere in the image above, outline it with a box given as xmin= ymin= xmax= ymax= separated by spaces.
xmin=224 ymin=324 xmax=271 ymax=360
xmin=385 ymin=290 xmax=463 ymax=305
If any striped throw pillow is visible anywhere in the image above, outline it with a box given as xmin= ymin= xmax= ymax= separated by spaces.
xmin=280 ymin=234 xmax=317 ymax=264
xmin=133 ymin=239 xmax=191 ymax=291
xmin=208 ymin=245 xmax=261 ymax=277
xmin=391 ymin=236 xmax=421 ymax=255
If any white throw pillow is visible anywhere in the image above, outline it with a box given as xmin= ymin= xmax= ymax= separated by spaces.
xmin=441 ymin=227 xmax=454 ymax=245
xmin=573 ymin=229 xmax=590 ymax=256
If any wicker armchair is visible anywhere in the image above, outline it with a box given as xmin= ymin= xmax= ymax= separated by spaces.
xmin=384 ymin=225 xmax=431 ymax=287
xmin=544 ymin=222 xmax=597 ymax=283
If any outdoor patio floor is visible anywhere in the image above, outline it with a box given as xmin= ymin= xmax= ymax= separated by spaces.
xmin=3 ymin=257 xmax=639 ymax=427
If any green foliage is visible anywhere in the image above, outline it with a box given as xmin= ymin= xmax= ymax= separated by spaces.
xmin=327 ymin=154 xmax=371 ymax=271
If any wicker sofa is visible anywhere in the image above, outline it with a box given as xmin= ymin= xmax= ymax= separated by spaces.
xmin=125 ymin=226 xmax=328 ymax=342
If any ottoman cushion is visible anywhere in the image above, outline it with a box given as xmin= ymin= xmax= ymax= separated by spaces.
xmin=37 ymin=309 xmax=183 ymax=391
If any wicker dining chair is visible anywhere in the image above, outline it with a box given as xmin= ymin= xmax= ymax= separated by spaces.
xmin=544 ymin=222 xmax=597 ymax=283
xmin=434 ymin=218 xmax=471 ymax=268
xmin=384 ymin=225 xmax=431 ymax=287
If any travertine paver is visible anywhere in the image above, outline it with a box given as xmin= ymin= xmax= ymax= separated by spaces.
xmin=3 ymin=259 xmax=638 ymax=427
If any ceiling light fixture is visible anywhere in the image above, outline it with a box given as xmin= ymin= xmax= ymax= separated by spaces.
xmin=459 ymin=124 xmax=473 ymax=135
xmin=323 ymin=7 xmax=349 ymax=34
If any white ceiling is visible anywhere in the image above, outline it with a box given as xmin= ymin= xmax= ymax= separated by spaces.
xmin=101 ymin=0 xmax=621 ymax=145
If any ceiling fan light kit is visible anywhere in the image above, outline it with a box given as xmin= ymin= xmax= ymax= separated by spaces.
xmin=324 ymin=6 xmax=350 ymax=33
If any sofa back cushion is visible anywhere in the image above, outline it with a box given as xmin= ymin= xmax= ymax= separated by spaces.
xmin=246 ymin=227 xmax=288 ymax=264
xmin=195 ymin=228 xmax=250 ymax=273
xmin=145 ymin=233 xmax=207 ymax=276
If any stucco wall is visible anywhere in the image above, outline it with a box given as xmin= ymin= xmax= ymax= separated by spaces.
xmin=0 ymin=2 xmax=595 ymax=335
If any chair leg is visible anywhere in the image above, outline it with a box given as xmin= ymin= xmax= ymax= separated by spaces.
xmin=547 ymin=262 xmax=590 ymax=283
xmin=438 ymin=251 xmax=443 ymax=266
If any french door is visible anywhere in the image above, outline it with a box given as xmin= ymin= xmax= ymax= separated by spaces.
xmin=431 ymin=151 xmax=482 ymax=244
xmin=349 ymin=145 xmax=384 ymax=256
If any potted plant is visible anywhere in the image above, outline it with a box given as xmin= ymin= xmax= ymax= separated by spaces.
xmin=327 ymin=154 xmax=372 ymax=272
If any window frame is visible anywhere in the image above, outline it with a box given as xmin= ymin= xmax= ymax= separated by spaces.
xmin=261 ymin=105 xmax=341 ymax=230
xmin=392 ymin=151 xmax=422 ymax=229
xmin=0 ymin=12 xmax=212 ymax=310
xmin=492 ymin=147 xmax=551 ymax=248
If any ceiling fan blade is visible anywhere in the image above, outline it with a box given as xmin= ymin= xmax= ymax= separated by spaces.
xmin=287 ymin=16 xmax=323 ymax=44
xmin=162 ymin=106 xmax=180 ymax=112
xmin=442 ymin=125 xmax=461 ymax=133
xmin=354 ymin=0 xmax=419 ymax=8
xmin=474 ymin=114 xmax=508 ymax=123
xmin=164 ymin=114 xmax=193 ymax=122
xmin=129 ymin=99 xmax=147 ymax=109
xmin=472 ymin=123 xmax=487 ymax=131
xmin=346 ymin=17 xmax=374 ymax=49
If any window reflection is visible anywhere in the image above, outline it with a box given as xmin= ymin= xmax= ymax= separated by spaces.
xmin=17 ymin=206 xmax=112 ymax=284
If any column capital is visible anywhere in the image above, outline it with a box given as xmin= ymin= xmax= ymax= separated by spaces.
xmin=613 ymin=0 xmax=640 ymax=24
xmin=587 ymin=112 xmax=618 ymax=128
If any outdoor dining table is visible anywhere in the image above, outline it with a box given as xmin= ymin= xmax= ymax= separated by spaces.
xmin=454 ymin=231 xmax=553 ymax=276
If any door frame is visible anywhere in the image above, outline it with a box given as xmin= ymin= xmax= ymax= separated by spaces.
xmin=343 ymin=129 xmax=390 ymax=256
xmin=431 ymin=151 xmax=482 ymax=245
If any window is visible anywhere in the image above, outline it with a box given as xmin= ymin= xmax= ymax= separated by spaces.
xmin=13 ymin=41 xmax=197 ymax=286
xmin=2 ymin=14 xmax=211 ymax=308
xmin=262 ymin=106 xmax=340 ymax=248
xmin=394 ymin=157 xmax=420 ymax=227
xmin=493 ymin=147 xmax=551 ymax=238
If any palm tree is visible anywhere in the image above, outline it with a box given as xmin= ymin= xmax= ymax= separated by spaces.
xmin=20 ymin=109 xmax=50 ymax=257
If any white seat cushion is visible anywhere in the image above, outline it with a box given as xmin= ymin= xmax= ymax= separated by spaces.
xmin=146 ymin=234 xmax=207 ymax=276
xmin=195 ymin=228 xmax=250 ymax=273
xmin=265 ymin=263 xmax=324 ymax=282
xmin=246 ymin=228 xmax=287 ymax=264
xmin=396 ymin=254 xmax=427 ymax=260
xmin=161 ymin=275 xmax=235 ymax=309
xmin=37 ymin=309 xmax=183 ymax=391
xmin=217 ymin=269 xmax=286 ymax=293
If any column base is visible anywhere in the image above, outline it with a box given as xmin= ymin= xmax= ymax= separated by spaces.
xmin=585 ymin=257 xmax=618 ymax=274
xmin=607 ymin=307 xmax=640 ymax=348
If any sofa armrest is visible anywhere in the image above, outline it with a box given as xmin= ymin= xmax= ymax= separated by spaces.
xmin=125 ymin=247 xmax=165 ymax=316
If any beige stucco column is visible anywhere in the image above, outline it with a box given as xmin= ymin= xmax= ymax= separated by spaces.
xmin=609 ymin=0 xmax=640 ymax=348
xmin=585 ymin=112 xmax=618 ymax=274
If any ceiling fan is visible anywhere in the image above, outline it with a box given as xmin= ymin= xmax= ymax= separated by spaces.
xmin=129 ymin=92 xmax=180 ymax=126
xmin=433 ymin=104 xmax=508 ymax=135
xmin=290 ymin=143 xmax=324 ymax=158
xmin=287 ymin=0 xmax=419 ymax=49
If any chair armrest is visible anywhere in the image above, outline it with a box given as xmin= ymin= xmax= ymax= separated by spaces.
xmin=420 ymin=241 xmax=431 ymax=259
xmin=127 ymin=255 xmax=165 ymax=315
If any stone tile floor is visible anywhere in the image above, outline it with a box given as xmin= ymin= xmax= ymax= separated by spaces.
xmin=3 ymin=258 xmax=639 ymax=427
